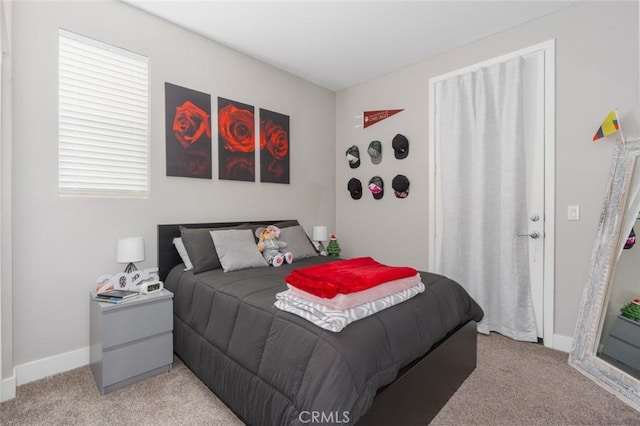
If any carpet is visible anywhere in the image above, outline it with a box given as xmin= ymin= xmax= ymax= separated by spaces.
xmin=1 ymin=333 xmax=638 ymax=425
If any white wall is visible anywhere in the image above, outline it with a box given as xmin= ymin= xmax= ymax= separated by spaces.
xmin=335 ymin=1 xmax=639 ymax=339
xmin=6 ymin=0 xmax=335 ymax=380
xmin=1 ymin=0 xmax=13 ymax=396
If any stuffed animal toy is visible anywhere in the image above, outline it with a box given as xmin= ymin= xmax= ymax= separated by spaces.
xmin=256 ymin=225 xmax=293 ymax=267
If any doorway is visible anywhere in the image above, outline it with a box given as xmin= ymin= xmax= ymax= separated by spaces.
xmin=428 ymin=40 xmax=555 ymax=345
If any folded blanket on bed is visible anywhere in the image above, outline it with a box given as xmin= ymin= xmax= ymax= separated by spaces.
xmin=285 ymin=256 xmax=418 ymax=298
xmin=286 ymin=273 xmax=421 ymax=310
xmin=275 ymin=282 xmax=425 ymax=332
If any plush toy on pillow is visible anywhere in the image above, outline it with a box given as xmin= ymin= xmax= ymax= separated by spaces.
xmin=256 ymin=225 xmax=293 ymax=267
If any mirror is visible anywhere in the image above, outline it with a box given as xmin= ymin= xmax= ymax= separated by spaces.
xmin=570 ymin=138 xmax=640 ymax=410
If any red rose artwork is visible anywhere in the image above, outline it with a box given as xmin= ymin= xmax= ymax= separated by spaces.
xmin=260 ymin=109 xmax=290 ymax=184
xmin=219 ymin=103 xmax=255 ymax=153
xmin=165 ymin=83 xmax=212 ymax=179
xmin=218 ymin=97 xmax=256 ymax=182
xmin=173 ymin=101 xmax=211 ymax=149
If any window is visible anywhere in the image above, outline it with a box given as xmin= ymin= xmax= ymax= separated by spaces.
xmin=58 ymin=29 xmax=149 ymax=196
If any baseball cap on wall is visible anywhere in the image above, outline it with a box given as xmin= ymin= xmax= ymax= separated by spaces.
xmin=346 ymin=145 xmax=360 ymax=169
xmin=368 ymin=176 xmax=384 ymax=200
xmin=392 ymin=174 xmax=410 ymax=198
xmin=347 ymin=178 xmax=363 ymax=200
xmin=392 ymin=134 xmax=409 ymax=159
xmin=367 ymin=141 xmax=382 ymax=165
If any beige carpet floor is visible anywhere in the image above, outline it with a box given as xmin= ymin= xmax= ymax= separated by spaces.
xmin=1 ymin=333 xmax=638 ymax=425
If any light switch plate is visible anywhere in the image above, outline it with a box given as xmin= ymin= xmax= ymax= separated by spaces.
xmin=568 ymin=205 xmax=580 ymax=221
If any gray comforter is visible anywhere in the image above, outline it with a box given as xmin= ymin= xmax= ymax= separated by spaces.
xmin=165 ymin=256 xmax=483 ymax=425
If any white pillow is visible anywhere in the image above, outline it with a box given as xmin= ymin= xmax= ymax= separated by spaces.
xmin=172 ymin=237 xmax=193 ymax=271
xmin=209 ymin=229 xmax=267 ymax=272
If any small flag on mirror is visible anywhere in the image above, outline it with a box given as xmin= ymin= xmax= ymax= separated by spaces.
xmin=593 ymin=110 xmax=619 ymax=141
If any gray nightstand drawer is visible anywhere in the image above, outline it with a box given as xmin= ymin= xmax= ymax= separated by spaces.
xmin=102 ymin=299 xmax=172 ymax=348
xmin=609 ymin=315 xmax=640 ymax=346
xmin=102 ymin=332 xmax=173 ymax=387
xmin=601 ymin=315 xmax=640 ymax=372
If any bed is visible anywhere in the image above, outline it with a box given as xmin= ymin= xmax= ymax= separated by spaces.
xmin=158 ymin=220 xmax=483 ymax=425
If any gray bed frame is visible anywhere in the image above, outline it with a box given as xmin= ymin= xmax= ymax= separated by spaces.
xmin=158 ymin=221 xmax=477 ymax=425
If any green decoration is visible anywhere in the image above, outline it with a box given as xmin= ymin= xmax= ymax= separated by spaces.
xmin=327 ymin=234 xmax=341 ymax=257
xmin=620 ymin=301 xmax=640 ymax=322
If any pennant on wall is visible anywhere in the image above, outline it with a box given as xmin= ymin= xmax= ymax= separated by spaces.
xmin=593 ymin=110 xmax=620 ymax=141
xmin=363 ymin=109 xmax=404 ymax=128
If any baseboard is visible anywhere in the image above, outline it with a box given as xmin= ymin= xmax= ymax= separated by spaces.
xmin=1 ymin=373 xmax=16 ymax=402
xmin=552 ymin=334 xmax=574 ymax=353
xmin=15 ymin=346 xmax=89 ymax=386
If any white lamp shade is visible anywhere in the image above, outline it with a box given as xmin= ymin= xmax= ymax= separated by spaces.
xmin=116 ymin=237 xmax=145 ymax=263
xmin=312 ymin=226 xmax=328 ymax=242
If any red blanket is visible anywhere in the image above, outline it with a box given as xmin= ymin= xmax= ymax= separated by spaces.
xmin=285 ymin=257 xmax=418 ymax=298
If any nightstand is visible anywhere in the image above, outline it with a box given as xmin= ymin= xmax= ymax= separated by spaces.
xmin=600 ymin=314 xmax=640 ymax=374
xmin=89 ymin=289 xmax=173 ymax=395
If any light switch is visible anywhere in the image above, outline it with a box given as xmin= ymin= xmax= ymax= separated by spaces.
xmin=568 ymin=205 xmax=580 ymax=221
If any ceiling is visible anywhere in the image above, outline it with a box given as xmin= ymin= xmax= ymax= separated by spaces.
xmin=122 ymin=0 xmax=580 ymax=91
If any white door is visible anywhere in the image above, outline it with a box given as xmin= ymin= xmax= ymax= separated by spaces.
xmin=429 ymin=41 xmax=555 ymax=343
xmin=522 ymin=49 xmax=545 ymax=338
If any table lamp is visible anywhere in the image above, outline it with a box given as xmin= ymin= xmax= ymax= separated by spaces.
xmin=117 ymin=237 xmax=145 ymax=273
xmin=312 ymin=226 xmax=328 ymax=253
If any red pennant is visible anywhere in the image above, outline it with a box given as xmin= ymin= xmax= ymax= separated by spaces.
xmin=363 ymin=109 xmax=404 ymax=128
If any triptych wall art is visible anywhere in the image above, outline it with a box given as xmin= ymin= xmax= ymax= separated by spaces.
xmin=164 ymin=83 xmax=290 ymax=184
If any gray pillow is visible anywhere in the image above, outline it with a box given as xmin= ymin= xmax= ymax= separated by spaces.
xmin=249 ymin=220 xmax=300 ymax=242
xmin=180 ymin=224 xmax=250 ymax=273
xmin=209 ymin=229 xmax=267 ymax=272
xmin=278 ymin=225 xmax=318 ymax=260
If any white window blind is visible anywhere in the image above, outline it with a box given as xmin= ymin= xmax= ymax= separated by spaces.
xmin=58 ymin=29 xmax=149 ymax=196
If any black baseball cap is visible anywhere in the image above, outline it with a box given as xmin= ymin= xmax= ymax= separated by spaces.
xmin=392 ymin=174 xmax=410 ymax=198
xmin=368 ymin=176 xmax=384 ymax=200
xmin=347 ymin=178 xmax=362 ymax=200
xmin=392 ymin=134 xmax=409 ymax=159
xmin=346 ymin=145 xmax=360 ymax=169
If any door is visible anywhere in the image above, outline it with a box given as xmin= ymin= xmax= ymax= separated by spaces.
xmin=428 ymin=41 xmax=555 ymax=343
xmin=523 ymin=49 xmax=545 ymax=338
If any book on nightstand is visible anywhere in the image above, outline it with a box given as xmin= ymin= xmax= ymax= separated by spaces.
xmin=93 ymin=289 xmax=139 ymax=304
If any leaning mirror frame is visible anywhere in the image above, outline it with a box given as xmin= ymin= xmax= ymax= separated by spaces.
xmin=569 ymin=138 xmax=640 ymax=410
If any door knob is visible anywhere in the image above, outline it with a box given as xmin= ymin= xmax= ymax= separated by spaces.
xmin=517 ymin=231 xmax=540 ymax=239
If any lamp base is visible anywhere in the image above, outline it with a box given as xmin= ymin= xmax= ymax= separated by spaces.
xmin=313 ymin=242 xmax=327 ymax=256
xmin=124 ymin=263 xmax=138 ymax=273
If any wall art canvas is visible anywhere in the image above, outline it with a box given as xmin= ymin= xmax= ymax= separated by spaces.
xmin=218 ymin=97 xmax=256 ymax=182
xmin=260 ymin=108 xmax=290 ymax=184
xmin=165 ymin=82 xmax=212 ymax=179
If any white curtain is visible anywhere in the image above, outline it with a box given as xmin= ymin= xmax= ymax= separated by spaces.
xmin=436 ymin=57 xmax=537 ymax=342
